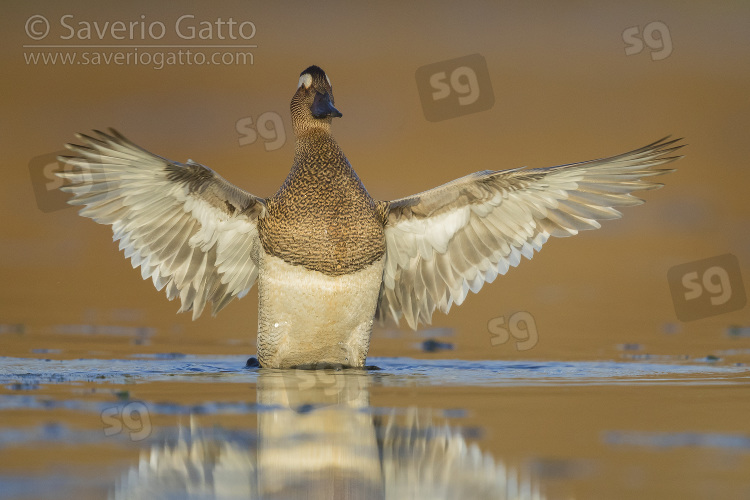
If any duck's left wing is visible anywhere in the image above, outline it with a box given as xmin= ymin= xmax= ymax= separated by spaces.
xmin=377 ymin=137 xmax=683 ymax=329
xmin=57 ymin=129 xmax=265 ymax=319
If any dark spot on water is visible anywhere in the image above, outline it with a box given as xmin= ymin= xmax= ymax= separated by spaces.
xmin=115 ymin=390 xmax=130 ymax=400
xmin=726 ymin=325 xmax=750 ymax=337
xmin=530 ymin=458 xmax=595 ymax=480
xmin=365 ymin=365 xmax=382 ymax=371
xmin=703 ymin=355 xmax=721 ymax=362
xmin=0 ymin=323 xmax=24 ymax=334
xmin=442 ymin=408 xmax=467 ymax=418
xmin=661 ymin=322 xmax=681 ymax=334
xmin=618 ymin=343 xmax=642 ymax=351
xmin=6 ymin=382 xmax=39 ymax=391
xmin=421 ymin=339 xmax=454 ymax=352
xmin=296 ymin=404 xmax=315 ymax=414
xmin=461 ymin=426 xmax=484 ymax=439
xmin=40 ymin=422 xmax=66 ymax=440
xmin=245 ymin=357 xmax=260 ymax=369
xmin=31 ymin=348 xmax=62 ymax=354
xmin=603 ymin=430 xmax=750 ymax=450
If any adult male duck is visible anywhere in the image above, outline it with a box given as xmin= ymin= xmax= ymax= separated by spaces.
xmin=58 ymin=65 xmax=683 ymax=368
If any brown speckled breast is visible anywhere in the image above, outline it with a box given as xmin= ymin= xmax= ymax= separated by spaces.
xmin=258 ymin=131 xmax=387 ymax=276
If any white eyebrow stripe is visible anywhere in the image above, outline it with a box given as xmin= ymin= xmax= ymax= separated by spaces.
xmin=325 ymin=74 xmax=331 ymax=87
xmin=298 ymin=74 xmax=313 ymax=89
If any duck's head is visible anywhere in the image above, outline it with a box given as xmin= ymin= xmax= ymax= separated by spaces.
xmin=291 ymin=65 xmax=342 ymax=134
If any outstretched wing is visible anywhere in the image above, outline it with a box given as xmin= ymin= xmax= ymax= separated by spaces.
xmin=57 ymin=129 xmax=266 ymax=319
xmin=378 ymin=137 xmax=683 ymax=329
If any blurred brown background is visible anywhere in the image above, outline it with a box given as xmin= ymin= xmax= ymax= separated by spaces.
xmin=1 ymin=0 xmax=748 ymax=361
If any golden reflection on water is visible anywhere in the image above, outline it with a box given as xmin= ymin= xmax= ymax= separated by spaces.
xmin=112 ymin=370 xmax=542 ymax=500
xmin=1 ymin=348 xmax=750 ymax=499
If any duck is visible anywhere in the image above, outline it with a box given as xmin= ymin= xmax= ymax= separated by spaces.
xmin=57 ymin=65 xmax=683 ymax=369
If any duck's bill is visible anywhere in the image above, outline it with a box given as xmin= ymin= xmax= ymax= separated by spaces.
xmin=311 ymin=92 xmax=342 ymax=119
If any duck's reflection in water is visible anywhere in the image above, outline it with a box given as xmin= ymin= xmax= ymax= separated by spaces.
xmin=112 ymin=370 xmax=544 ymax=500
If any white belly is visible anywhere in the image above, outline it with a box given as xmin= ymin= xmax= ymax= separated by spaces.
xmin=256 ymin=248 xmax=385 ymax=368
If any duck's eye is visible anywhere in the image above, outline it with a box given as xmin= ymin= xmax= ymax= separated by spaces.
xmin=298 ymin=74 xmax=313 ymax=90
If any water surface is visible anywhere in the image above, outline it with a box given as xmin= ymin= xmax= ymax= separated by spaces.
xmin=1 ymin=350 xmax=749 ymax=499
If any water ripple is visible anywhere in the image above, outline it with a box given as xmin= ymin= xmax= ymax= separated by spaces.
xmin=0 ymin=356 xmax=746 ymax=387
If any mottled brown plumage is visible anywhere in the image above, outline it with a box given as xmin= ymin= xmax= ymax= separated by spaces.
xmin=258 ymin=66 xmax=386 ymax=276
xmin=259 ymin=129 xmax=387 ymax=276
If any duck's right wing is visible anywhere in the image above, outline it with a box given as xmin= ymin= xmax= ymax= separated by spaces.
xmin=57 ymin=129 xmax=266 ymax=319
